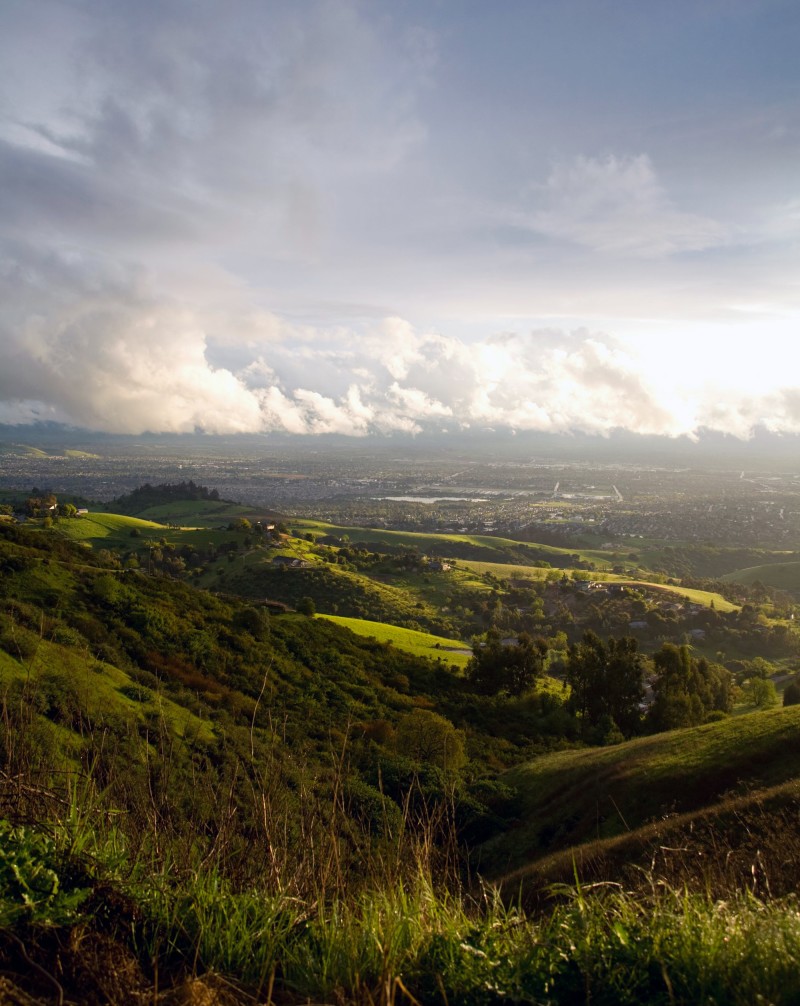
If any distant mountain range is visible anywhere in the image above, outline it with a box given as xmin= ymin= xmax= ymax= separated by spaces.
xmin=1 ymin=422 xmax=799 ymax=469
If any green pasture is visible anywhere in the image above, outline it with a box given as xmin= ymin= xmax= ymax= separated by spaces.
xmin=55 ymin=511 xmax=167 ymax=543
xmin=612 ymin=579 xmax=740 ymax=612
xmin=360 ymin=563 xmax=494 ymax=610
xmin=484 ymin=705 xmax=800 ymax=877
xmin=292 ymin=519 xmax=608 ymax=567
xmin=460 ymin=560 xmax=568 ymax=581
xmin=132 ymin=499 xmax=255 ymax=525
xmin=317 ymin=615 xmax=471 ymax=667
xmin=722 ymin=561 xmax=800 ymax=596
xmin=458 ymin=562 xmax=739 ymax=611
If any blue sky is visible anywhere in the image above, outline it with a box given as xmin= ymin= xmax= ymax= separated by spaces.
xmin=0 ymin=0 xmax=798 ymax=437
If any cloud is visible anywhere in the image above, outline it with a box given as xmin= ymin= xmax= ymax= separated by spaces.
xmin=0 ymin=248 xmax=263 ymax=435
xmin=0 ymin=248 xmax=797 ymax=441
xmin=525 ymin=154 xmax=728 ymax=257
xmin=0 ymin=4 xmax=797 ymax=444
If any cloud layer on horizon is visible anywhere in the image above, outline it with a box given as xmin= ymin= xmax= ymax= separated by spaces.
xmin=1 ymin=244 xmax=797 ymax=440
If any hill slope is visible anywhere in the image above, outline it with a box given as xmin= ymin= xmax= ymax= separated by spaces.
xmin=479 ymin=706 xmax=800 ymax=879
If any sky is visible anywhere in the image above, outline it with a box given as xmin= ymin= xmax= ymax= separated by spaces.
xmin=0 ymin=0 xmax=799 ymax=440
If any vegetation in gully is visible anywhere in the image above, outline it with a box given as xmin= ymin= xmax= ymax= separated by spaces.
xmin=2 ymin=474 xmax=800 ymax=1004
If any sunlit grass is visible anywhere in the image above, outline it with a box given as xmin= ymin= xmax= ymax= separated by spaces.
xmin=55 ymin=511 xmax=166 ymax=542
xmin=318 ymin=614 xmax=472 ymax=667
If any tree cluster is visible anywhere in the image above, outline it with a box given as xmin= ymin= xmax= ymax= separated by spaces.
xmin=467 ymin=629 xmax=548 ymax=696
xmin=566 ymin=631 xmax=644 ymax=740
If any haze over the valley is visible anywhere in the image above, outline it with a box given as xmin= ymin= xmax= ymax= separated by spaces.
xmin=1 ymin=0 xmax=798 ymax=440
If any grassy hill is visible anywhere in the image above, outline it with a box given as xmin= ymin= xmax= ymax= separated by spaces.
xmin=461 ymin=561 xmax=740 ymax=611
xmin=5 ymin=518 xmax=800 ymax=1003
xmin=131 ymin=498 xmax=282 ymax=526
xmin=55 ymin=511 xmax=167 ymax=544
xmin=479 ymin=705 xmax=800 ymax=880
xmin=218 ymin=557 xmax=464 ymax=637
xmin=318 ymin=614 xmax=471 ymax=667
xmin=292 ymin=518 xmax=609 ymax=568
xmin=722 ymin=560 xmax=800 ymax=596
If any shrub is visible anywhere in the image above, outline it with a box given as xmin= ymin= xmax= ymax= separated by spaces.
xmin=0 ymin=821 xmax=91 ymax=927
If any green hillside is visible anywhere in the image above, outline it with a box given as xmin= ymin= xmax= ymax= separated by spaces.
xmin=722 ymin=560 xmax=800 ymax=596
xmin=5 ymin=516 xmax=800 ymax=1004
xmin=318 ymin=614 xmax=471 ymax=667
xmin=55 ymin=511 xmax=167 ymax=543
xmin=132 ymin=498 xmax=281 ymax=526
xmin=480 ymin=705 xmax=800 ymax=877
xmin=461 ymin=562 xmax=740 ymax=611
xmin=219 ymin=557 xmax=465 ymax=636
xmin=292 ymin=518 xmax=609 ymax=568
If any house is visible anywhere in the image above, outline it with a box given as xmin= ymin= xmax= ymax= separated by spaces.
xmin=271 ymin=556 xmax=311 ymax=569
xmin=426 ymin=560 xmax=452 ymax=572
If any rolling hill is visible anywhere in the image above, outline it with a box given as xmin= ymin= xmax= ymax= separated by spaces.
xmin=722 ymin=560 xmax=800 ymax=597
xmin=479 ymin=705 xmax=800 ymax=882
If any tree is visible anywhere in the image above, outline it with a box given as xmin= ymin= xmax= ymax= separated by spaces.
xmin=233 ymin=606 xmax=269 ymax=640
xmin=297 ymin=596 xmax=316 ymax=616
xmin=395 ymin=709 xmax=467 ymax=778
xmin=648 ymin=643 xmax=733 ymax=730
xmin=467 ymin=630 xmax=547 ymax=696
xmin=566 ymin=631 xmax=644 ymax=738
xmin=747 ymin=677 xmax=779 ymax=709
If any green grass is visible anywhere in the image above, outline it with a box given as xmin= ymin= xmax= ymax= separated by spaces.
xmin=8 ymin=819 xmax=800 ymax=1005
xmin=55 ymin=511 xmax=167 ymax=543
xmin=459 ymin=562 xmax=740 ymax=610
xmin=130 ymin=499 xmax=255 ymax=524
xmin=612 ymin=579 xmax=740 ymax=612
xmin=460 ymin=560 xmax=566 ymax=580
xmin=219 ymin=557 xmax=461 ymax=636
xmin=481 ymin=705 xmax=800 ymax=877
xmin=318 ymin=615 xmax=472 ymax=667
xmin=292 ymin=519 xmax=609 ymax=567
xmin=0 ymin=636 xmax=216 ymax=744
xmin=722 ymin=560 xmax=800 ymax=595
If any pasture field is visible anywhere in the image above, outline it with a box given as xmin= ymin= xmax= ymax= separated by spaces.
xmin=462 ymin=560 xmax=594 ymax=581
xmin=317 ymin=615 xmax=472 ymax=667
xmin=612 ymin=579 xmax=740 ymax=612
xmin=132 ymin=499 xmax=260 ymax=525
xmin=55 ymin=511 xmax=166 ymax=543
xmin=449 ymin=562 xmax=740 ymax=610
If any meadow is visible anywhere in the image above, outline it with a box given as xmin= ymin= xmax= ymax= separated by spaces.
xmin=318 ymin=614 xmax=472 ymax=667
